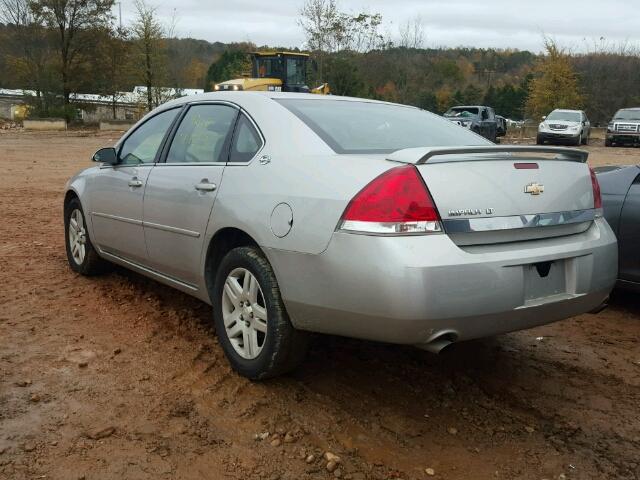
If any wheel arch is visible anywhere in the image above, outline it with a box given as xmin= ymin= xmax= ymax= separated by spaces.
xmin=204 ymin=227 xmax=261 ymax=302
xmin=63 ymin=189 xmax=80 ymax=212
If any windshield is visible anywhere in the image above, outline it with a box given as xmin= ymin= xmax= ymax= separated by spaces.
xmin=444 ymin=107 xmax=479 ymax=117
xmin=286 ymin=57 xmax=306 ymax=85
xmin=613 ymin=109 xmax=640 ymax=121
xmin=255 ymin=56 xmax=282 ymax=79
xmin=547 ymin=111 xmax=581 ymax=122
xmin=277 ymin=99 xmax=489 ymax=154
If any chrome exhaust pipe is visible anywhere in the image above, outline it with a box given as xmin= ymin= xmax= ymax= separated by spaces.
xmin=417 ymin=332 xmax=457 ymax=354
xmin=589 ymin=297 xmax=609 ymax=314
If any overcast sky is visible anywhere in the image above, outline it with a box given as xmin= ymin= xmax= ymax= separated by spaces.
xmin=116 ymin=0 xmax=639 ymax=53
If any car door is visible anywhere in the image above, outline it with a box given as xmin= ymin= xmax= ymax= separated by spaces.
xmin=618 ymin=175 xmax=640 ymax=284
xmin=142 ymin=103 xmax=239 ymax=286
xmin=89 ymin=107 xmax=181 ymax=264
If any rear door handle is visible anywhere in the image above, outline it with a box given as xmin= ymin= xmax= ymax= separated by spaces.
xmin=195 ymin=180 xmax=217 ymax=192
xmin=128 ymin=178 xmax=143 ymax=187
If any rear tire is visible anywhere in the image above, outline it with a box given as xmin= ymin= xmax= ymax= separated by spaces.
xmin=212 ymin=246 xmax=309 ymax=380
xmin=64 ymin=197 xmax=110 ymax=276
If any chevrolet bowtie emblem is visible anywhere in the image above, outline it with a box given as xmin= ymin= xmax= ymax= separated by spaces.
xmin=524 ymin=182 xmax=544 ymax=195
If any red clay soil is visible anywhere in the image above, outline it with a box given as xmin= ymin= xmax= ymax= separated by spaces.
xmin=1 ymin=131 xmax=639 ymax=480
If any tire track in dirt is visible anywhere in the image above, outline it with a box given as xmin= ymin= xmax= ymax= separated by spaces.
xmin=1 ymin=131 xmax=639 ymax=480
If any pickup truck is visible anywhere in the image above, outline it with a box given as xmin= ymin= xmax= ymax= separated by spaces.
xmin=443 ymin=105 xmax=498 ymax=142
xmin=606 ymin=108 xmax=640 ymax=147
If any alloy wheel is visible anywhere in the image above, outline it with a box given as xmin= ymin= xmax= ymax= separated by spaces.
xmin=221 ymin=267 xmax=268 ymax=359
xmin=68 ymin=209 xmax=87 ymax=265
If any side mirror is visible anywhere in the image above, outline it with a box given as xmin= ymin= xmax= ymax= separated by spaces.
xmin=541 ymin=115 xmax=547 ymax=120
xmin=92 ymin=147 xmax=117 ymax=165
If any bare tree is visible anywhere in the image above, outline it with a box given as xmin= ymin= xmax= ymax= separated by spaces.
xmin=30 ymin=0 xmax=115 ymax=108
xmin=298 ymin=0 xmax=339 ymax=80
xmin=398 ymin=15 xmax=425 ymax=49
xmin=132 ymin=0 xmax=166 ymax=111
xmin=299 ymin=0 xmax=386 ymax=83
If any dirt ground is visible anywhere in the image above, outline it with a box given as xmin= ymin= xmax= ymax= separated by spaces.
xmin=1 ymin=130 xmax=639 ymax=480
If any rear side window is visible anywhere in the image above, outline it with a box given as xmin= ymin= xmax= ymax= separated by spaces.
xmin=166 ymin=104 xmax=237 ymax=163
xmin=277 ymin=99 xmax=488 ymax=154
xmin=229 ymin=114 xmax=263 ymax=163
xmin=119 ymin=108 xmax=179 ymax=165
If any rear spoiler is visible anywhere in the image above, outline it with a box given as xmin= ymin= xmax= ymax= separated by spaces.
xmin=387 ymin=146 xmax=589 ymax=165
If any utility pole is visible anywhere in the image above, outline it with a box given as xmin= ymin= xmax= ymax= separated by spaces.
xmin=114 ymin=1 xmax=122 ymax=31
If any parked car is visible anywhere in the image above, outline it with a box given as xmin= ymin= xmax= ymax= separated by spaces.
xmin=605 ymin=108 xmax=640 ymax=147
xmin=443 ymin=105 xmax=498 ymax=142
xmin=595 ymin=165 xmax=640 ymax=290
xmin=537 ymin=109 xmax=590 ymax=146
xmin=64 ymin=93 xmax=617 ymax=379
xmin=496 ymin=115 xmax=507 ymax=138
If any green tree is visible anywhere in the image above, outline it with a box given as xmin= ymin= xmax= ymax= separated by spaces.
xmin=204 ymin=50 xmax=250 ymax=90
xmin=324 ymin=54 xmax=364 ymax=96
xmin=132 ymin=0 xmax=166 ymax=111
xmin=30 ymin=0 xmax=115 ymax=111
xmin=526 ymin=39 xmax=583 ymax=119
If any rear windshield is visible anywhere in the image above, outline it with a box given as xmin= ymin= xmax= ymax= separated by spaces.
xmin=444 ymin=107 xmax=479 ymax=117
xmin=276 ymin=99 xmax=488 ymax=154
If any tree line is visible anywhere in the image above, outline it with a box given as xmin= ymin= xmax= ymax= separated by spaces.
xmin=1 ymin=0 xmax=640 ymax=123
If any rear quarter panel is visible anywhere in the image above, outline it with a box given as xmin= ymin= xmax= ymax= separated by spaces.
xmin=205 ymin=96 xmax=393 ymax=256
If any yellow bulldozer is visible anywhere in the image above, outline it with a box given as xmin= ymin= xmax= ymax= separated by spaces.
xmin=213 ymin=51 xmax=330 ymax=95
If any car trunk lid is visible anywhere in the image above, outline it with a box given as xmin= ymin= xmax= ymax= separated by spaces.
xmin=388 ymin=146 xmax=596 ymax=245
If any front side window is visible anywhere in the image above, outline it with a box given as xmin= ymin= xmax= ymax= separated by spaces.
xmin=278 ymin=99 xmax=489 ymax=154
xmin=119 ymin=108 xmax=179 ymax=165
xmin=229 ymin=114 xmax=263 ymax=163
xmin=166 ymin=104 xmax=237 ymax=163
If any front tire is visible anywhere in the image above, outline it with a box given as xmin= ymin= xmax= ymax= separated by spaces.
xmin=64 ymin=197 xmax=110 ymax=276
xmin=574 ymin=132 xmax=582 ymax=146
xmin=212 ymin=246 xmax=309 ymax=380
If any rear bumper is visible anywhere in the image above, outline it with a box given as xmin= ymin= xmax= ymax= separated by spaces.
xmin=267 ymin=218 xmax=617 ymax=346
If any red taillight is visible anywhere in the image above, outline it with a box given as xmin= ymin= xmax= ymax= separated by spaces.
xmin=339 ymin=165 xmax=442 ymax=235
xmin=589 ymin=166 xmax=602 ymax=209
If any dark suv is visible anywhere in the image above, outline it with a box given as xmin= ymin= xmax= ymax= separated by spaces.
xmin=606 ymin=108 xmax=640 ymax=147
xmin=443 ymin=106 xmax=498 ymax=142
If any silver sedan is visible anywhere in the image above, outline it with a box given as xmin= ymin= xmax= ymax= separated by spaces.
xmin=64 ymin=92 xmax=617 ymax=379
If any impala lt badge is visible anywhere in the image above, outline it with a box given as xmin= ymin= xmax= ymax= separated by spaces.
xmin=525 ymin=182 xmax=544 ymax=195
xmin=448 ymin=208 xmax=495 ymax=217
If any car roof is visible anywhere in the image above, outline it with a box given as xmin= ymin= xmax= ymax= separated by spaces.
xmin=159 ymin=91 xmax=415 ymax=111
xmin=617 ymin=107 xmax=640 ymax=111
xmin=551 ymin=109 xmax=583 ymax=113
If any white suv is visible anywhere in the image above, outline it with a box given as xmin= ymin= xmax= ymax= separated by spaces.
xmin=537 ymin=109 xmax=590 ymax=146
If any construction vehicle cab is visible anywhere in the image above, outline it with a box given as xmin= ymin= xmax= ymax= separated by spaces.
xmin=213 ymin=52 xmax=329 ymax=94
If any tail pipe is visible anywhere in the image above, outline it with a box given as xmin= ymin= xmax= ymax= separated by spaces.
xmin=589 ymin=296 xmax=610 ymax=314
xmin=417 ymin=331 xmax=458 ymax=354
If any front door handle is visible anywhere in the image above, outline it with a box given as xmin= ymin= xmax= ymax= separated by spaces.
xmin=129 ymin=178 xmax=143 ymax=188
xmin=195 ymin=180 xmax=217 ymax=192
